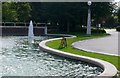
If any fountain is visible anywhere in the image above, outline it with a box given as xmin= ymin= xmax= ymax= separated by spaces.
xmin=0 ymin=21 xmax=104 ymax=77
xmin=28 ymin=20 xmax=34 ymax=44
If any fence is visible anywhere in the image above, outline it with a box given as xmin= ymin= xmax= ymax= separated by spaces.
xmin=0 ymin=22 xmax=49 ymax=36
xmin=1 ymin=22 xmax=46 ymax=27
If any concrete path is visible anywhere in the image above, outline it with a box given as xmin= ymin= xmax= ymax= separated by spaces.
xmin=72 ymin=29 xmax=119 ymax=56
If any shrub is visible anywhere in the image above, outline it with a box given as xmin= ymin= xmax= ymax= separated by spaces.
xmin=116 ymin=26 xmax=120 ymax=32
xmin=74 ymin=27 xmax=106 ymax=33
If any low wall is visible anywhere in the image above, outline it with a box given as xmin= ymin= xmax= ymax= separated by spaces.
xmin=0 ymin=26 xmax=45 ymax=36
xmin=39 ymin=34 xmax=118 ymax=78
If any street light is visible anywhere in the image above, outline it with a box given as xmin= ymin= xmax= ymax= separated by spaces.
xmin=88 ymin=0 xmax=92 ymax=6
xmin=86 ymin=0 xmax=92 ymax=35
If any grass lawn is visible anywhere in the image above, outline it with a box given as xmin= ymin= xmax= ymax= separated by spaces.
xmin=47 ymin=33 xmax=120 ymax=71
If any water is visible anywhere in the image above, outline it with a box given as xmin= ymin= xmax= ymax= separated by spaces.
xmin=0 ymin=36 xmax=103 ymax=77
xmin=28 ymin=20 xmax=34 ymax=44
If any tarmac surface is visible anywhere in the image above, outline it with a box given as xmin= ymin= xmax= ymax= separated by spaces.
xmin=72 ymin=29 xmax=119 ymax=56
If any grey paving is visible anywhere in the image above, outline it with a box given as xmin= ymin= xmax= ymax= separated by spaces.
xmin=72 ymin=29 xmax=119 ymax=56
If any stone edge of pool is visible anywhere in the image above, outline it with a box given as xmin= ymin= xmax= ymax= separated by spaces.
xmin=39 ymin=34 xmax=118 ymax=78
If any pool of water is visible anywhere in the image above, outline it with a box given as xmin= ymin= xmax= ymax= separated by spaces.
xmin=0 ymin=36 xmax=103 ymax=77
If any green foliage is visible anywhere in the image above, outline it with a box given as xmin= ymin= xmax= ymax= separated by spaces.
xmin=16 ymin=2 xmax=32 ymax=22
xmin=73 ymin=27 xmax=106 ymax=33
xmin=92 ymin=2 xmax=113 ymax=23
xmin=116 ymin=26 xmax=120 ymax=32
xmin=0 ymin=3 xmax=2 ymax=21
xmin=118 ymin=8 xmax=120 ymax=23
xmin=2 ymin=2 xmax=18 ymax=22
xmin=2 ymin=2 xmax=32 ymax=22
xmin=30 ymin=2 xmax=114 ymax=32
xmin=105 ymin=16 xmax=117 ymax=28
xmin=2 ymin=2 xmax=115 ymax=30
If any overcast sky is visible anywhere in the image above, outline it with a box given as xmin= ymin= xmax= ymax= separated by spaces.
xmin=114 ymin=0 xmax=120 ymax=2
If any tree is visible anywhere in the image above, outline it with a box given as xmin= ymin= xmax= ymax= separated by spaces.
xmin=91 ymin=2 xmax=114 ymax=25
xmin=2 ymin=2 xmax=18 ymax=22
xmin=118 ymin=8 xmax=120 ymax=23
xmin=2 ymin=2 xmax=32 ymax=22
xmin=2 ymin=2 xmax=115 ymax=31
xmin=30 ymin=2 xmax=114 ymax=32
xmin=16 ymin=2 xmax=32 ymax=22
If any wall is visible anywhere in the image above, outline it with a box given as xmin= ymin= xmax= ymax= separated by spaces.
xmin=1 ymin=26 xmax=45 ymax=36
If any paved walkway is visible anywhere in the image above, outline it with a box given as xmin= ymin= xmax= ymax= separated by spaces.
xmin=72 ymin=29 xmax=119 ymax=56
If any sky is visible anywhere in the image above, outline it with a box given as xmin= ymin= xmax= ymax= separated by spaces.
xmin=114 ymin=0 xmax=120 ymax=7
xmin=114 ymin=0 xmax=120 ymax=2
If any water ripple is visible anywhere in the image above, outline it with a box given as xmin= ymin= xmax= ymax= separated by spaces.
xmin=0 ymin=36 xmax=103 ymax=76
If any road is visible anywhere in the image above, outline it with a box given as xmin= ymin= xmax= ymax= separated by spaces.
xmin=72 ymin=29 xmax=119 ymax=56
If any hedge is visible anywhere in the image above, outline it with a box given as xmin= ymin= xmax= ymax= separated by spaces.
xmin=74 ymin=27 xmax=106 ymax=33
xmin=116 ymin=26 xmax=120 ymax=32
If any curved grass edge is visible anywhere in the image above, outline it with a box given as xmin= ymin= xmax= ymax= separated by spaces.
xmin=47 ymin=33 xmax=120 ymax=72
xmin=39 ymin=33 xmax=118 ymax=77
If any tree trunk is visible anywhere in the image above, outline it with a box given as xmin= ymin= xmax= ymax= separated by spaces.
xmin=67 ymin=21 xmax=70 ymax=33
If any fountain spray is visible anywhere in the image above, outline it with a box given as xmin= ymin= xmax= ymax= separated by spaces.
xmin=28 ymin=20 xmax=34 ymax=44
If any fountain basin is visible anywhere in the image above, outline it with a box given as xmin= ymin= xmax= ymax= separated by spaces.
xmin=0 ymin=36 xmax=104 ymax=77
xmin=39 ymin=34 xmax=118 ymax=78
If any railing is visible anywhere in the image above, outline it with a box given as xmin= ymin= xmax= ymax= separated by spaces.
xmin=0 ymin=22 xmax=47 ymax=27
xmin=0 ymin=22 xmax=60 ymax=34
xmin=0 ymin=22 xmax=48 ymax=35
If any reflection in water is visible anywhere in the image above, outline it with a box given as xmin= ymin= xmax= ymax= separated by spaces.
xmin=0 ymin=36 xmax=103 ymax=77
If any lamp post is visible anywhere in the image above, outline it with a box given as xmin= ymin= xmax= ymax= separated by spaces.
xmin=86 ymin=0 xmax=92 ymax=35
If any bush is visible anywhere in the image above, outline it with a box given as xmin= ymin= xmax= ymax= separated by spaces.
xmin=116 ymin=26 xmax=120 ymax=32
xmin=91 ymin=28 xmax=106 ymax=33
xmin=74 ymin=27 xmax=106 ymax=33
